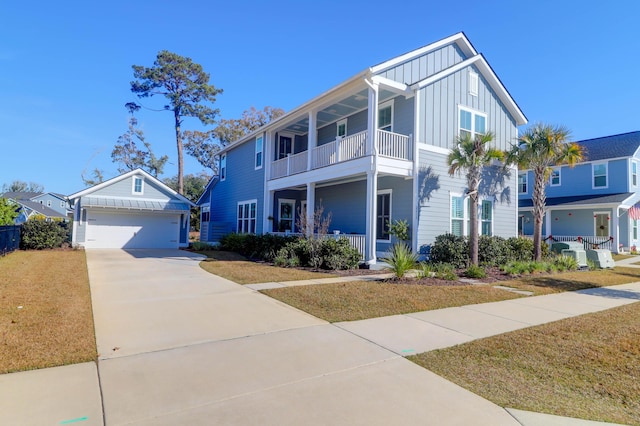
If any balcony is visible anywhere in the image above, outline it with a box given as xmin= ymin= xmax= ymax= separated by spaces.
xmin=270 ymin=130 xmax=412 ymax=180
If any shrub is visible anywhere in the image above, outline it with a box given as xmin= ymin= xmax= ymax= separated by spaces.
xmin=220 ymin=233 xmax=297 ymax=261
xmin=478 ymin=236 xmax=509 ymax=267
xmin=429 ymin=233 xmax=468 ymax=268
xmin=417 ymin=262 xmax=434 ymax=279
xmin=464 ymin=264 xmax=487 ymax=279
xmin=274 ymin=236 xmax=361 ymax=270
xmin=432 ymin=263 xmax=458 ymax=281
xmin=321 ymin=238 xmax=361 ymax=270
xmin=191 ymin=241 xmax=216 ymax=251
xmin=553 ymin=255 xmax=578 ymax=272
xmin=506 ymin=237 xmax=534 ymax=262
xmin=21 ymin=219 xmax=68 ymax=250
xmin=388 ymin=219 xmax=410 ymax=242
xmin=382 ymin=243 xmax=418 ymax=278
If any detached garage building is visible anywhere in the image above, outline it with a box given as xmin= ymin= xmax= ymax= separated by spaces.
xmin=68 ymin=169 xmax=194 ymax=249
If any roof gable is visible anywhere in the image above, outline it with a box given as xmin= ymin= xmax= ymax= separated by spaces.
xmin=68 ymin=169 xmax=195 ymax=206
xmin=576 ymin=131 xmax=640 ymax=162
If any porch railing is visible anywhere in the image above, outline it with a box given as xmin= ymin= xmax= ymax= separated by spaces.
xmin=377 ymin=130 xmax=412 ymax=160
xmin=271 ymin=151 xmax=308 ymax=179
xmin=268 ymin=232 xmax=365 ymax=260
xmin=313 ymin=130 xmax=367 ymax=169
xmin=524 ymin=235 xmax=615 ymax=251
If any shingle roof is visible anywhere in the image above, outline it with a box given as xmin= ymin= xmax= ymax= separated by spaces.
xmin=10 ymin=199 xmax=67 ymax=218
xmin=1 ymin=191 xmax=43 ymax=201
xmin=519 ymin=193 xmax=633 ymax=208
xmin=576 ymin=131 xmax=640 ymax=162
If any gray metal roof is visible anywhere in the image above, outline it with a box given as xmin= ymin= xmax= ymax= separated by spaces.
xmin=577 ymin=131 xmax=640 ymax=161
xmin=519 ymin=192 xmax=633 ymax=208
xmin=83 ymin=196 xmax=189 ymax=212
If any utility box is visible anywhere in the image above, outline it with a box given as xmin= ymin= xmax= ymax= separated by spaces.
xmin=586 ymin=249 xmax=615 ymax=269
xmin=551 ymin=241 xmax=588 ymax=268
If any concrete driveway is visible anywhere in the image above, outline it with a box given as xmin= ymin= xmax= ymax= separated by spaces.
xmin=87 ymin=249 xmax=519 ymax=425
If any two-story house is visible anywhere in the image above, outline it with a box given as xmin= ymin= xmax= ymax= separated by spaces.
xmin=518 ymin=131 xmax=640 ymax=252
xmin=0 ymin=191 xmax=70 ymax=223
xmin=198 ymin=33 xmax=527 ymax=264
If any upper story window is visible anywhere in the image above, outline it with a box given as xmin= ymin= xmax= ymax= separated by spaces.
xmin=550 ymin=168 xmax=561 ymax=186
xmin=255 ymin=135 xmax=263 ymax=170
xmin=518 ymin=173 xmax=527 ymax=194
xmin=60 ymin=201 xmax=65 ymax=208
xmin=337 ymin=119 xmax=347 ymax=138
xmin=593 ymin=162 xmax=607 ymax=188
xmin=220 ymin=154 xmax=227 ymax=181
xmin=46 ymin=200 xmax=52 ymax=207
xmin=458 ymin=106 xmax=486 ymax=140
xmin=468 ymin=70 xmax=479 ymax=96
xmin=132 ymin=177 xmax=144 ymax=194
xmin=632 ymin=161 xmax=637 ymax=186
xmin=378 ymin=100 xmax=393 ymax=132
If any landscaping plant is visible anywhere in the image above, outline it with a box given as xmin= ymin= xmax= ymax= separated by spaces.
xmin=382 ymin=243 xmax=418 ymax=279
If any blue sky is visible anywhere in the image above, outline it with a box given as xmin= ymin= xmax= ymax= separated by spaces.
xmin=1 ymin=0 xmax=638 ymax=195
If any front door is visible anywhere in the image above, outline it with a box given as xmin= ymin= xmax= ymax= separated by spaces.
xmin=278 ymin=199 xmax=295 ymax=232
xmin=594 ymin=212 xmax=610 ymax=237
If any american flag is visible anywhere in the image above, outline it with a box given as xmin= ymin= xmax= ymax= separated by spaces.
xmin=630 ymin=204 xmax=640 ymax=220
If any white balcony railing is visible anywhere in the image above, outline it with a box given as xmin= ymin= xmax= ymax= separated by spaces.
xmin=270 ymin=129 xmax=412 ymax=179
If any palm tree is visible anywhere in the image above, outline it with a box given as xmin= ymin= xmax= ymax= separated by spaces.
xmin=448 ymin=131 xmax=504 ymax=265
xmin=508 ymin=123 xmax=583 ymax=261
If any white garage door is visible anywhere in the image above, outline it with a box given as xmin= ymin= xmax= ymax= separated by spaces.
xmin=85 ymin=211 xmax=181 ymax=249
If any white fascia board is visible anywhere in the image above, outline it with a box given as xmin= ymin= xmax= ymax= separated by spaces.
xmin=370 ymin=32 xmax=475 ymax=74
xmin=411 ymin=56 xmax=482 ymax=90
xmin=68 ymin=168 xmax=195 ymax=207
xmin=370 ymin=75 xmax=413 ymax=98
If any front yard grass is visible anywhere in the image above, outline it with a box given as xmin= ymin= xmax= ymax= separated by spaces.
xmin=0 ymin=250 xmax=96 ymax=374
xmin=410 ymin=302 xmax=640 ymax=425
xmin=261 ymin=267 xmax=640 ymax=322
xmin=197 ymin=250 xmax=337 ymax=284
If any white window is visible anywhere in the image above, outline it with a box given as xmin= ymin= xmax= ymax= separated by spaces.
xmin=550 ymin=168 xmax=561 ymax=186
xmin=451 ymin=194 xmax=465 ymax=236
xmin=132 ymin=177 xmax=144 ymax=194
xmin=632 ymin=161 xmax=637 ymax=186
xmin=481 ymin=200 xmax=492 ymax=236
xmin=60 ymin=201 xmax=65 ymax=208
xmin=278 ymin=199 xmax=295 ymax=232
xmin=46 ymin=200 xmax=51 ymax=207
xmin=378 ymin=100 xmax=394 ymax=132
xmin=458 ymin=106 xmax=486 ymax=140
xmin=518 ymin=173 xmax=527 ymax=194
xmin=255 ymin=135 xmax=263 ymax=170
xmin=468 ymin=70 xmax=479 ymax=96
xmin=237 ymin=200 xmax=257 ymax=234
xmin=220 ymin=154 xmax=227 ymax=181
xmin=633 ymin=219 xmax=638 ymax=240
xmin=337 ymin=119 xmax=347 ymax=138
xmin=593 ymin=162 xmax=607 ymax=188
xmin=377 ymin=190 xmax=392 ymax=241
xmin=201 ymin=205 xmax=210 ymax=223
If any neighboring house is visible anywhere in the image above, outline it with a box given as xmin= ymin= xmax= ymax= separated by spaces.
xmin=68 ymin=169 xmax=194 ymax=249
xmin=518 ymin=131 xmax=640 ymax=253
xmin=0 ymin=191 xmax=69 ymax=224
xmin=197 ymin=32 xmax=527 ymax=264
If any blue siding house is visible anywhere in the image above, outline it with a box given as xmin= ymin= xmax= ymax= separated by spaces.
xmin=198 ymin=33 xmax=527 ymax=264
xmin=0 ymin=191 xmax=70 ymax=223
xmin=518 ymin=131 xmax=640 ymax=252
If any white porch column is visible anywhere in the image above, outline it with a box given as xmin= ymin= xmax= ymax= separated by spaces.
xmin=306 ymin=182 xmax=315 ymax=237
xmin=262 ymin=131 xmax=273 ymax=234
xmin=545 ymin=210 xmax=552 ymax=236
xmin=366 ymin=81 xmax=379 ymax=156
xmin=264 ymin=189 xmax=275 ymax=233
xmin=365 ymin=170 xmax=378 ymax=264
xmin=307 ymin=110 xmax=317 ymax=171
xmin=613 ymin=207 xmax=620 ymax=253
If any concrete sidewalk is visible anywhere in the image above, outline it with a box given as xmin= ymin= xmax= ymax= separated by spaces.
xmin=1 ymin=251 xmax=637 ymax=425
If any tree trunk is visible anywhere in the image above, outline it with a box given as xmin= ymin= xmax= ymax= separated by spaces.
xmin=532 ymin=166 xmax=547 ymax=261
xmin=468 ymin=172 xmax=480 ymax=266
xmin=174 ymin=109 xmax=184 ymax=194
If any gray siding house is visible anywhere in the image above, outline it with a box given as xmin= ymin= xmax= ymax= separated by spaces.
xmin=198 ymin=33 xmax=527 ymax=264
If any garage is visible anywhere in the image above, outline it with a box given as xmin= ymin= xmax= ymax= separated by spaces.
xmin=84 ymin=211 xmax=181 ymax=249
xmin=68 ymin=169 xmax=194 ymax=249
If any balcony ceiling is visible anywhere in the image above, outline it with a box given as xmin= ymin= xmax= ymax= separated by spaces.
xmin=282 ymin=88 xmax=397 ymax=135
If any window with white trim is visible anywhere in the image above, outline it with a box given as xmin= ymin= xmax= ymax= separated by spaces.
xmin=518 ymin=173 xmax=527 ymax=194
xmin=550 ymin=168 xmax=561 ymax=186
xmin=481 ymin=200 xmax=492 ymax=236
xmin=468 ymin=70 xmax=479 ymax=96
xmin=237 ymin=200 xmax=257 ymax=234
xmin=132 ymin=177 xmax=144 ymax=194
xmin=60 ymin=200 xmax=65 ymax=208
xmin=458 ymin=106 xmax=486 ymax=140
xmin=633 ymin=219 xmax=638 ymax=240
xmin=201 ymin=205 xmax=210 ymax=223
xmin=378 ymin=100 xmax=393 ymax=132
xmin=255 ymin=135 xmax=263 ymax=169
xmin=336 ymin=119 xmax=347 ymax=138
xmin=46 ymin=200 xmax=51 ymax=207
xmin=220 ymin=154 xmax=227 ymax=181
xmin=593 ymin=162 xmax=607 ymax=188
xmin=278 ymin=199 xmax=295 ymax=232
xmin=376 ymin=190 xmax=391 ymax=241
xmin=451 ymin=195 xmax=465 ymax=236
xmin=632 ymin=161 xmax=637 ymax=186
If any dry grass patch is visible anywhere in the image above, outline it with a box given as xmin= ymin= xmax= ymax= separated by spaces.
xmin=197 ymin=250 xmax=336 ymax=284
xmin=410 ymin=302 xmax=640 ymax=425
xmin=0 ymin=250 xmax=96 ymax=374
xmin=262 ymin=281 xmax=522 ymax=322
